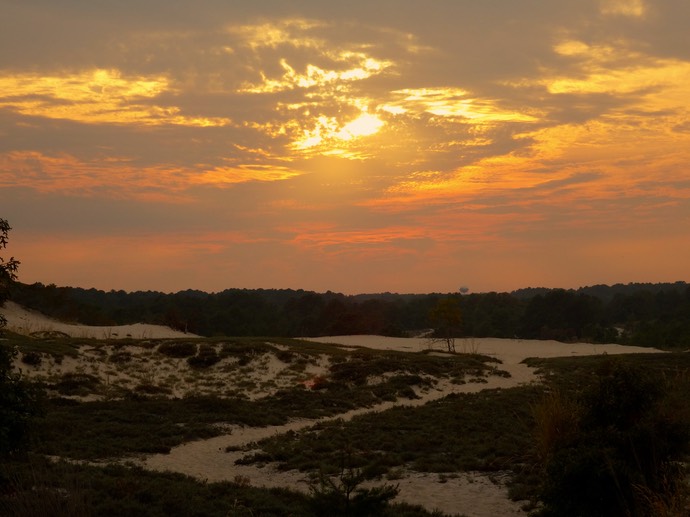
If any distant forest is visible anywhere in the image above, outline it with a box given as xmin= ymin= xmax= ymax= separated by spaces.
xmin=8 ymin=281 xmax=690 ymax=349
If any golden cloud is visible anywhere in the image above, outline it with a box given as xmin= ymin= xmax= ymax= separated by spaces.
xmin=227 ymin=18 xmax=327 ymax=51
xmin=191 ymin=164 xmax=302 ymax=185
xmin=542 ymin=37 xmax=690 ymax=104
xmin=385 ymin=88 xmax=538 ymax=122
xmin=600 ymin=0 xmax=647 ymax=17
xmin=0 ymin=150 xmax=192 ymax=198
xmin=0 ymin=69 xmax=230 ymax=126
xmin=237 ymin=53 xmax=392 ymax=94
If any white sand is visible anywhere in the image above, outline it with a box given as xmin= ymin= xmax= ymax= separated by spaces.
xmin=1 ymin=303 xmax=665 ymax=516
xmin=0 ymin=301 xmax=197 ymax=339
xmin=305 ymin=335 xmax=662 ymax=387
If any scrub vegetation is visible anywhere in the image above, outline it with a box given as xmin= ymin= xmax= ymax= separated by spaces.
xmin=2 ymin=328 xmax=689 ymax=516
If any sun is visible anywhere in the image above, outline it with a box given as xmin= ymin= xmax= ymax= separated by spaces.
xmin=336 ymin=113 xmax=384 ymax=140
xmin=290 ymin=111 xmax=385 ymax=153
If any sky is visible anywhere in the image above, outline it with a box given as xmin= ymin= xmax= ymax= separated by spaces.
xmin=1 ymin=0 xmax=689 ymax=295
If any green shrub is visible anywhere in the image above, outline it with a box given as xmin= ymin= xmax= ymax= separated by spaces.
xmin=309 ymin=447 xmax=399 ymax=517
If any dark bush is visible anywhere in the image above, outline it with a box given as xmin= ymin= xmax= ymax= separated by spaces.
xmin=134 ymin=383 xmax=171 ymax=396
xmin=157 ymin=341 xmax=197 ymax=358
xmin=108 ymin=351 xmax=132 ymax=363
xmin=1 ymin=344 xmax=40 ymax=456
xmin=309 ymin=451 xmax=399 ymax=517
xmin=53 ymin=373 xmax=101 ymax=396
xmin=534 ymin=359 xmax=690 ymax=517
xmin=187 ymin=344 xmax=221 ymax=369
xmin=21 ymin=351 xmax=42 ymax=366
xmin=275 ymin=349 xmax=295 ymax=363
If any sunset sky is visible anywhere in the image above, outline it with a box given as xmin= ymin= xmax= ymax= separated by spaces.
xmin=2 ymin=0 xmax=689 ymax=294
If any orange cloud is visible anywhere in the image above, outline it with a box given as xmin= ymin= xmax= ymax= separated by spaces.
xmin=191 ymin=164 xmax=302 ymax=185
xmin=0 ymin=151 xmax=304 ymax=198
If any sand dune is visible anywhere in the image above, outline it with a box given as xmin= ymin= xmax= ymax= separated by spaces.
xmin=0 ymin=301 xmax=196 ymax=339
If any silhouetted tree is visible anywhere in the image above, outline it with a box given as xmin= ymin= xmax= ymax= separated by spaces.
xmin=428 ymin=296 xmax=462 ymax=352
xmin=0 ymin=219 xmax=37 ymax=457
xmin=1 ymin=218 xmax=20 ymax=331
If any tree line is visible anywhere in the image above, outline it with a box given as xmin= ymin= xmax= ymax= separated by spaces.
xmin=7 ymin=281 xmax=690 ymax=349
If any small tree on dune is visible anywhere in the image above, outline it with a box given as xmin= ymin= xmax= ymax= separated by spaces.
xmin=428 ymin=296 xmax=462 ymax=352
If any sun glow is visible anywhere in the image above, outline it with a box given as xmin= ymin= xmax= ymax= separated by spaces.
xmin=289 ymin=111 xmax=385 ymax=154
xmin=337 ymin=113 xmax=384 ymax=140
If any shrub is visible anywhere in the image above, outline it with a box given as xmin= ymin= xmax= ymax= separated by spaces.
xmin=309 ymin=447 xmax=399 ymax=517
xmin=275 ymin=349 xmax=295 ymax=363
xmin=187 ymin=344 xmax=221 ymax=368
xmin=534 ymin=359 xmax=690 ymax=517
xmin=20 ymin=351 xmax=42 ymax=367
xmin=157 ymin=341 xmax=197 ymax=358
xmin=53 ymin=373 xmax=101 ymax=396
xmin=108 ymin=351 xmax=132 ymax=364
xmin=134 ymin=383 xmax=171 ymax=396
xmin=0 ymin=344 xmax=40 ymax=457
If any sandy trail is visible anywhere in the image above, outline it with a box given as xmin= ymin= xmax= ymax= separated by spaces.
xmin=142 ymin=377 xmax=526 ymax=516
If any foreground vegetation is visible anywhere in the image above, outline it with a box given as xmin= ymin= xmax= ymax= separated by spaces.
xmin=2 ymin=333 xmax=511 ymax=516
xmin=3 ymin=334 xmax=504 ymax=461
xmin=3 ymin=329 xmax=690 ymax=515
xmin=235 ymin=352 xmax=690 ymax=515
xmin=3 ymin=454 xmax=455 ymax=517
